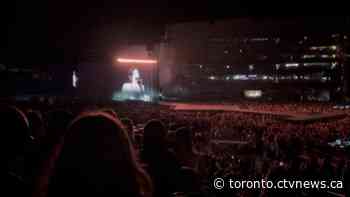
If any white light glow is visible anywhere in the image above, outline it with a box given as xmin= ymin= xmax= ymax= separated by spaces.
xmin=321 ymin=77 xmax=328 ymax=82
xmin=331 ymin=62 xmax=337 ymax=69
xmin=143 ymin=95 xmax=151 ymax=102
xmin=302 ymin=54 xmax=316 ymax=59
xmin=233 ymin=75 xmax=248 ymax=80
xmin=310 ymin=45 xmax=337 ymax=51
xmin=250 ymin=38 xmax=268 ymax=42
xmin=244 ymin=90 xmax=262 ymax=98
xmin=285 ymin=63 xmax=299 ymax=67
xmin=310 ymin=46 xmax=328 ymax=50
xmin=304 ymin=62 xmax=330 ymax=67
xmin=275 ymin=38 xmax=280 ymax=44
xmin=72 ymin=71 xmax=78 ymax=88
xmin=332 ymin=34 xmax=339 ymax=38
xmin=117 ymin=58 xmax=157 ymax=64
xmin=248 ymin=74 xmax=257 ymax=79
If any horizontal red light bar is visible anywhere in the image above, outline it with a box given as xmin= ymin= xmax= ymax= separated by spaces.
xmin=117 ymin=58 xmax=157 ymax=64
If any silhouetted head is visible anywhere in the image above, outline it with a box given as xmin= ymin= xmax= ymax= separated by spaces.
xmin=169 ymin=122 xmax=182 ymax=131
xmin=178 ymin=166 xmax=200 ymax=193
xmin=101 ymin=109 xmax=118 ymax=119
xmin=121 ymin=118 xmax=135 ymax=141
xmin=46 ymin=109 xmax=73 ymax=141
xmin=143 ymin=119 xmax=167 ymax=150
xmin=175 ymin=127 xmax=193 ymax=152
xmin=45 ymin=112 xmax=152 ymax=197
xmin=167 ymin=130 xmax=177 ymax=149
xmin=0 ymin=106 xmax=30 ymax=160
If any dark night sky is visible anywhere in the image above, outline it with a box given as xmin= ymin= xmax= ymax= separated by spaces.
xmin=1 ymin=0 xmax=349 ymax=66
xmin=2 ymin=1 xmax=212 ymax=65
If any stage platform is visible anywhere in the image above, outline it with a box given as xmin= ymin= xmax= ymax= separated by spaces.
xmin=160 ymin=101 xmax=347 ymax=123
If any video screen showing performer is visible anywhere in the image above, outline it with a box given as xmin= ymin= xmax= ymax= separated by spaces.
xmin=121 ymin=68 xmax=145 ymax=100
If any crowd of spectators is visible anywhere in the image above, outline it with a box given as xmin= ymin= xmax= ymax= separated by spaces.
xmin=1 ymin=98 xmax=350 ymax=197
xmin=236 ymin=101 xmax=339 ymax=113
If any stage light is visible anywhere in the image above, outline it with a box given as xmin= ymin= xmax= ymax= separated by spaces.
xmin=302 ymin=54 xmax=316 ymax=59
xmin=244 ymin=90 xmax=262 ymax=98
xmin=72 ymin=70 xmax=78 ymax=88
xmin=285 ymin=63 xmax=299 ymax=68
xmin=209 ymin=76 xmax=216 ymax=80
xmin=117 ymin=58 xmax=157 ymax=64
xmin=275 ymin=64 xmax=280 ymax=70
xmin=331 ymin=62 xmax=337 ymax=69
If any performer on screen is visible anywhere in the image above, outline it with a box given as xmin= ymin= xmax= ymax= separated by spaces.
xmin=121 ymin=68 xmax=145 ymax=99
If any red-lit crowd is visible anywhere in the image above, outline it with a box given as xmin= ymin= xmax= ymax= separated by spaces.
xmin=2 ymin=99 xmax=350 ymax=197
xmin=236 ymin=101 xmax=340 ymax=113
